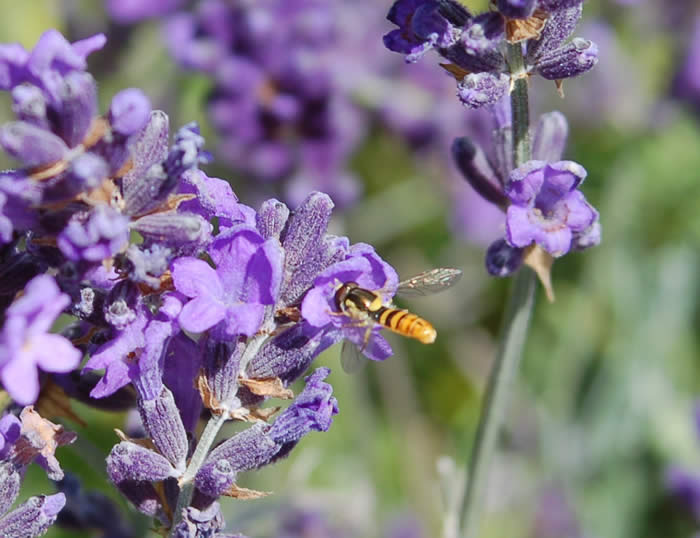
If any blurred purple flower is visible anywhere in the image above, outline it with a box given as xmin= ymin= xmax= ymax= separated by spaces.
xmin=107 ymin=0 xmax=184 ymax=23
xmin=0 ymin=275 xmax=81 ymax=404
xmin=667 ymin=466 xmax=700 ymax=520
xmin=157 ymin=0 xmax=365 ymax=206
xmin=673 ymin=15 xmax=700 ymax=111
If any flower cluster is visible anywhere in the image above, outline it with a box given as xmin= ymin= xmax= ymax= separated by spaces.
xmin=453 ymin=107 xmax=600 ymax=280
xmin=383 ymin=0 xmax=601 ymax=286
xmin=384 ymin=0 xmax=598 ymax=109
xmin=0 ymin=408 xmax=74 ymax=537
xmin=0 ymin=30 xmax=402 ymax=536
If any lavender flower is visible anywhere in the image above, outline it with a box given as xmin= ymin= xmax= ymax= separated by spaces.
xmin=301 ymin=244 xmax=398 ymax=361
xmin=383 ymin=0 xmax=598 ymax=109
xmin=0 ymin=408 xmax=76 ymax=537
xmin=0 ymin=275 xmax=81 ymax=404
xmin=0 ymin=27 xmax=406 ymax=538
xmin=505 ymin=160 xmax=598 ymax=257
xmin=172 ymin=225 xmax=283 ymax=339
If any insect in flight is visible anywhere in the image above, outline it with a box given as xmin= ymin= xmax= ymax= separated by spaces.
xmin=335 ymin=267 xmax=462 ymax=373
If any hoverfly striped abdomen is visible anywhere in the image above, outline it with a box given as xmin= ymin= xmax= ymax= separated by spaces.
xmin=374 ymin=307 xmax=436 ymax=344
xmin=334 ymin=282 xmax=436 ymax=344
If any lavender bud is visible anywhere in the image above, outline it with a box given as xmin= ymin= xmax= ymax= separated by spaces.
xmin=538 ymin=0 xmax=584 ymax=11
xmin=457 ymin=72 xmax=510 ymax=109
xmin=247 ymin=323 xmax=341 ymax=385
xmin=485 ymin=238 xmax=524 ymax=276
xmin=0 ymin=121 xmax=68 ymax=167
xmin=444 ymin=14 xmax=506 ymax=73
xmin=121 ymin=110 xmax=170 ymax=215
xmin=110 ymin=480 xmax=163 ymax=519
xmin=109 ymin=88 xmax=151 ymax=136
xmin=526 ymin=4 xmax=583 ymax=63
xmin=106 ymin=441 xmax=178 ymax=482
xmin=65 ymin=153 xmax=109 ymax=191
xmin=131 ymin=212 xmax=212 ymax=245
xmin=535 ymin=38 xmax=598 ymax=80
xmin=55 ymin=71 xmax=98 ymax=148
xmin=280 ymin=192 xmax=334 ymax=275
xmin=532 ymin=111 xmax=569 ymax=162
xmin=202 ymin=338 xmax=245 ymax=411
xmin=104 ymin=281 xmax=138 ymax=329
xmin=256 ymin=199 xmax=290 ymax=240
xmin=0 ymin=461 xmax=21 ymax=516
xmin=451 ymin=137 xmax=507 ymax=206
xmin=195 ymin=424 xmax=279 ymax=497
xmin=138 ymin=388 xmax=188 ymax=470
xmin=11 ymin=85 xmax=48 ymax=129
xmin=436 ymin=0 xmax=472 ymax=26
xmin=0 ymin=493 xmax=66 ymax=538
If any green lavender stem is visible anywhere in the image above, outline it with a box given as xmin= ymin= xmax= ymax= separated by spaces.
xmin=168 ymin=332 xmax=270 ymax=536
xmin=458 ymin=42 xmax=536 ymax=538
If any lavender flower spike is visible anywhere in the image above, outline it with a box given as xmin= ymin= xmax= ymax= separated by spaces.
xmin=195 ymin=368 xmax=338 ymax=497
xmin=0 ymin=493 xmax=66 ymax=538
xmin=505 ymin=160 xmax=599 ymax=257
xmin=0 ymin=275 xmax=81 ymax=404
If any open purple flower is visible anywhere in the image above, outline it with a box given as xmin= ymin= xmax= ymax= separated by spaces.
xmin=172 ymin=224 xmax=283 ymax=338
xmin=504 ymin=160 xmax=599 ymax=257
xmin=300 ymin=243 xmax=398 ymax=361
xmin=0 ymin=275 xmax=81 ymax=404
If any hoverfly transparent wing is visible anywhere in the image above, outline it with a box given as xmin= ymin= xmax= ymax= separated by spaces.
xmin=396 ymin=267 xmax=462 ymax=298
xmin=340 ymin=340 xmax=366 ymax=374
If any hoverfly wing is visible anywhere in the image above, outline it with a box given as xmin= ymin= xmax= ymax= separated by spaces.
xmin=340 ymin=340 xmax=366 ymax=374
xmin=396 ymin=268 xmax=462 ymax=298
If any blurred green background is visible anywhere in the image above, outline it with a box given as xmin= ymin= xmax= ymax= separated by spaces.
xmin=1 ymin=0 xmax=700 ymax=537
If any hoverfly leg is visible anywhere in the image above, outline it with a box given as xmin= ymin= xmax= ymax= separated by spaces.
xmin=359 ymin=326 xmax=372 ymax=352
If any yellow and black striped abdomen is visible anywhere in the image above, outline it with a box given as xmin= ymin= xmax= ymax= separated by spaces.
xmin=374 ymin=306 xmax=437 ymax=344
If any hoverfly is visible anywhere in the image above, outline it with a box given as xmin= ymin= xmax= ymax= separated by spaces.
xmin=335 ymin=267 xmax=462 ymax=373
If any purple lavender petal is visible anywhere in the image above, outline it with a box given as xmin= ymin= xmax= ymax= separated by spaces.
xmin=0 ymin=275 xmax=81 ymax=404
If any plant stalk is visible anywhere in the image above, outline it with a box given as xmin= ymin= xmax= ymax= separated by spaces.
xmin=168 ymin=332 xmax=270 ymax=536
xmin=459 ymin=42 xmax=536 ymax=538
